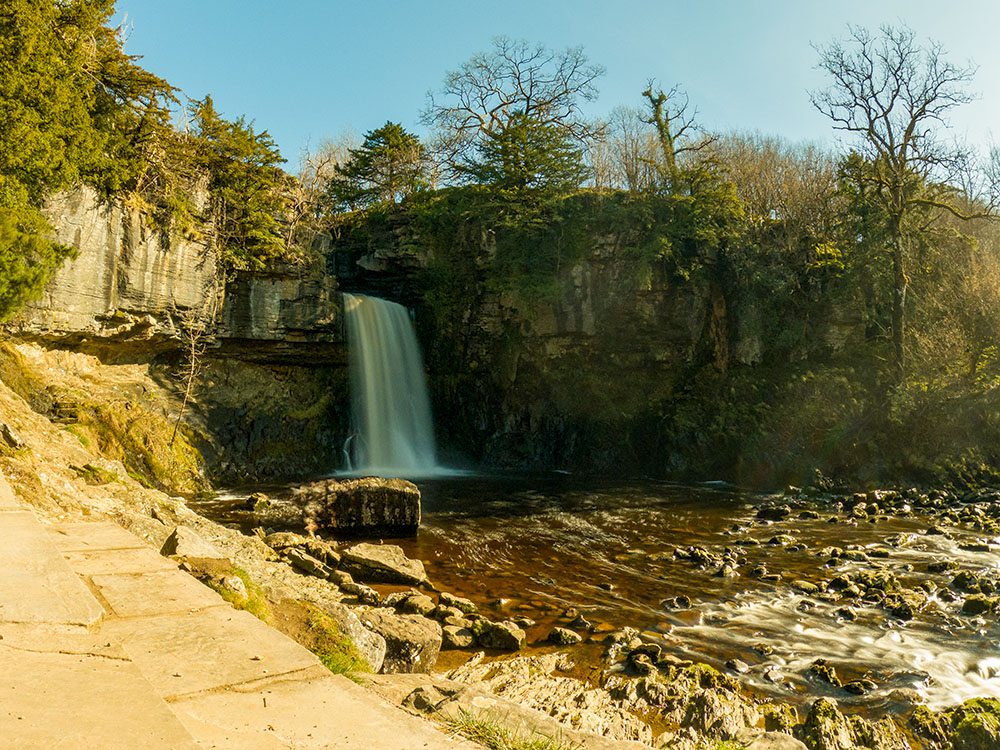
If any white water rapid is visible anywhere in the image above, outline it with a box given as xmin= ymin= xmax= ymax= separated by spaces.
xmin=342 ymin=293 xmax=439 ymax=477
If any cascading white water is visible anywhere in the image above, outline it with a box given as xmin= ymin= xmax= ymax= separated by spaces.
xmin=342 ymin=293 xmax=438 ymax=476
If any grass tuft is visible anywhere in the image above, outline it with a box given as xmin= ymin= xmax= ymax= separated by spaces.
xmin=306 ymin=606 xmax=370 ymax=682
xmin=445 ymin=710 xmax=579 ymax=750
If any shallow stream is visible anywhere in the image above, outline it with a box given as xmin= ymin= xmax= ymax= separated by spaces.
xmin=204 ymin=475 xmax=1000 ymax=714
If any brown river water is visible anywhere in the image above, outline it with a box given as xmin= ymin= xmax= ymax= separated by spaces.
xmin=205 ymin=475 xmax=1000 ymax=713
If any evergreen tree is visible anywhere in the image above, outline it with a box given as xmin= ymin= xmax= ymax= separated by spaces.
xmin=325 ymin=122 xmax=426 ymax=211
xmin=0 ymin=0 xmax=175 ymax=320
xmin=458 ymin=112 xmax=587 ymax=192
xmin=188 ymin=96 xmax=288 ymax=269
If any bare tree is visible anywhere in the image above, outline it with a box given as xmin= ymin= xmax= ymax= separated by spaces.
xmin=423 ymin=36 xmax=604 ymax=179
xmin=169 ymin=291 xmax=219 ymax=448
xmin=811 ymin=24 xmax=996 ymax=376
xmin=642 ymin=83 xmax=715 ymax=186
xmin=607 ymin=106 xmax=659 ymax=192
xmin=285 ymin=129 xmax=360 ymax=250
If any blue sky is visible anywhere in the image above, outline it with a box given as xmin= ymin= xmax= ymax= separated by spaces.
xmin=114 ymin=1 xmax=1000 ymax=171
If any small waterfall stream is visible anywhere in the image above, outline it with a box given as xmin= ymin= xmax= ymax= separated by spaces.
xmin=342 ymin=293 xmax=439 ymax=476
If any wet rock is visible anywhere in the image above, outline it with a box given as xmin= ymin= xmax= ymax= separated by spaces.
xmin=769 ymin=534 xmax=796 ymax=546
xmin=160 ymin=526 xmax=225 ymax=559
xmin=471 ymin=620 xmax=526 ymax=650
xmin=242 ymin=492 xmax=272 ymax=512
xmin=798 ymin=697 xmax=909 ymax=750
xmin=799 ymin=510 xmax=821 ymax=520
xmin=660 ymin=595 xmax=691 ymax=609
xmin=758 ymin=504 xmax=792 ymax=521
xmin=628 ymin=653 xmax=658 ymax=677
xmin=763 ymin=666 xmax=784 ymax=684
xmin=953 ymin=571 xmax=984 ymax=594
xmin=962 ymin=595 xmax=998 ymax=616
xmin=295 ymin=476 xmax=421 ymax=537
xmin=948 ymin=698 xmax=1000 ymax=750
xmin=828 ymin=576 xmax=853 ymax=591
xmin=715 ymin=564 xmax=740 ymax=578
xmin=360 ymin=609 xmax=442 ymax=673
xmin=843 ymin=679 xmax=877 ymax=695
xmin=793 ymin=580 xmax=819 ymax=595
xmin=570 ymin=614 xmax=593 ymax=631
xmin=928 ymin=560 xmax=960 ymax=573
xmin=439 ymin=591 xmax=477 ymax=614
xmin=808 ymin=659 xmax=842 ymax=687
xmin=548 ymin=627 xmax=582 ymax=645
xmin=754 ymin=643 xmax=775 ymax=656
xmin=441 ymin=625 xmax=475 ymax=650
xmin=726 ymin=658 xmax=750 ymax=674
xmin=340 ymin=543 xmax=428 ymax=585
xmin=960 ymin=542 xmax=994 ymax=553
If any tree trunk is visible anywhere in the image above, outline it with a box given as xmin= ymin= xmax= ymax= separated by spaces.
xmin=890 ymin=215 xmax=907 ymax=380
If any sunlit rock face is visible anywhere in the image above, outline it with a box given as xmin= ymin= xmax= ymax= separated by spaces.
xmin=13 ymin=184 xmax=345 ymax=364
xmin=11 ymin=185 xmax=216 ymax=353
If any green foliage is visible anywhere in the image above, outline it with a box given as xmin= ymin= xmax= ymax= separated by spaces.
xmin=458 ymin=113 xmax=587 ymax=193
xmin=325 ymin=122 xmax=426 ymax=211
xmin=188 ymin=95 xmax=288 ymax=270
xmin=444 ymin=710 xmax=575 ymax=750
xmin=0 ymin=0 xmax=177 ymax=320
xmin=0 ymin=206 xmax=75 ymax=321
xmin=205 ymin=567 xmax=272 ymax=621
xmin=0 ymin=0 xmax=176 ymax=208
xmin=306 ymin=608 xmax=370 ymax=678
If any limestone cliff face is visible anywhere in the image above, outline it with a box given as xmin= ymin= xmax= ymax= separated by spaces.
xmin=6 ymin=185 xmax=348 ymax=482
xmin=12 ymin=185 xmax=217 ymax=351
xmin=10 ymin=185 xmax=345 ymax=363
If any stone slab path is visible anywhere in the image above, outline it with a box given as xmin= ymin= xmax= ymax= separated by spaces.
xmin=0 ymin=477 xmax=479 ymax=749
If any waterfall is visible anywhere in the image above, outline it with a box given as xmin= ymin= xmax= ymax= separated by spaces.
xmin=342 ymin=293 xmax=438 ymax=476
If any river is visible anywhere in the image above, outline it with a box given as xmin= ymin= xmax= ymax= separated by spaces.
xmin=204 ymin=475 xmax=1000 ymax=714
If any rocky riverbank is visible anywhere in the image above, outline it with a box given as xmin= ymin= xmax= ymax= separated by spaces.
xmin=0 ymin=338 xmax=998 ymax=749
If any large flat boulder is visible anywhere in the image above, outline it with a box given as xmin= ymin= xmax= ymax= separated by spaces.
xmin=295 ymin=477 xmax=421 ymax=537
xmin=341 ymin=543 xmax=428 ymax=586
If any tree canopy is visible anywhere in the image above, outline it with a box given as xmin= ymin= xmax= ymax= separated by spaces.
xmin=812 ymin=24 xmax=997 ymax=376
xmin=324 ymin=122 xmax=427 ymax=211
xmin=188 ymin=95 xmax=288 ymax=270
xmin=423 ymin=37 xmax=604 ymax=185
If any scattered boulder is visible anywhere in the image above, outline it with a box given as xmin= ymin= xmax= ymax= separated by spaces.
xmin=758 ymin=504 xmax=792 ymax=521
xmin=284 ymin=548 xmax=332 ymax=578
xmin=439 ymin=591 xmax=477 ymax=614
xmin=340 ymin=543 xmax=428 ymax=585
xmin=360 ymin=609 xmax=442 ymax=673
xmin=548 ymin=627 xmax=582 ymax=645
xmin=396 ymin=593 xmax=436 ymax=616
xmin=472 ymin=620 xmax=527 ymax=650
xmin=243 ymin=492 xmax=271 ymax=512
xmin=441 ymin=625 xmax=475 ymax=650
xmin=160 ymin=526 xmax=225 ymax=559
xmin=317 ymin=602 xmax=387 ymax=673
xmin=295 ymin=477 xmax=421 ymax=537
xmin=262 ymin=531 xmax=308 ymax=551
